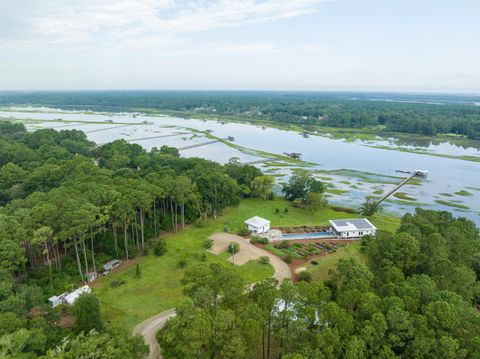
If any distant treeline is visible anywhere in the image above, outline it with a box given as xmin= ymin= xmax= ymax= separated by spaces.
xmin=1 ymin=91 xmax=480 ymax=139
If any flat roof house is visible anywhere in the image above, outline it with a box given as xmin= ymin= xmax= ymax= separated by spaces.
xmin=329 ymin=219 xmax=376 ymax=239
xmin=244 ymin=216 xmax=271 ymax=234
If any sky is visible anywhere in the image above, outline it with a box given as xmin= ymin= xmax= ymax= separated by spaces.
xmin=0 ymin=0 xmax=479 ymax=92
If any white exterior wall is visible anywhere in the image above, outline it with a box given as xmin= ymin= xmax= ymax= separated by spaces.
xmin=247 ymin=223 xmax=270 ymax=234
xmin=335 ymin=229 xmax=376 ymax=239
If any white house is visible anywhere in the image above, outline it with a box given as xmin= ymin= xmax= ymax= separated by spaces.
xmin=64 ymin=285 xmax=91 ymax=306
xmin=244 ymin=216 xmax=271 ymax=234
xmin=329 ymin=219 xmax=376 ymax=239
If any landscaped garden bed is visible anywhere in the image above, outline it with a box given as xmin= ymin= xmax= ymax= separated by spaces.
xmin=272 ymin=225 xmax=330 ymax=233
xmin=262 ymin=240 xmax=346 ymax=260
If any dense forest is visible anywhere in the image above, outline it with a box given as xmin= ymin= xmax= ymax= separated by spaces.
xmin=159 ymin=209 xmax=480 ymax=358
xmin=0 ymin=119 xmax=479 ymax=358
xmin=1 ymin=91 xmax=480 ymax=139
xmin=0 ymin=121 xmax=270 ymax=357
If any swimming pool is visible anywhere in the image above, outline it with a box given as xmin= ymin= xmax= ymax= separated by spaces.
xmin=281 ymin=232 xmax=336 ymax=240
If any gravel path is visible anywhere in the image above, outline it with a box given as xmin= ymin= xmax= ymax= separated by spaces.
xmin=133 ymin=233 xmax=291 ymax=358
xmin=209 ymin=233 xmax=291 ymax=282
xmin=133 ymin=308 xmax=176 ymax=359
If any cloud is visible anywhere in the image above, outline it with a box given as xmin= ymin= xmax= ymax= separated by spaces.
xmin=5 ymin=0 xmax=329 ymax=45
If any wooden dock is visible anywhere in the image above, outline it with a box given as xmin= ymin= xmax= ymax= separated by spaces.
xmin=85 ymin=124 xmax=134 ymax=133
xmin=242 ymin=158 xmax=279 ymax=165
xmin=376 ymin=172 xmax=419 ymax=204
xmin=126 ymin=133 xmax=189 ymax=142
xmin=177 ymin=139 xmax=221 ymax=151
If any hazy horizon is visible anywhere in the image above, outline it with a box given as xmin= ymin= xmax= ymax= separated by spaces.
xmin=1 ymin=0 xmax=479 ymax=92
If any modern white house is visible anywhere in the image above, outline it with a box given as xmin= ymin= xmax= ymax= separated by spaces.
xmin=244 ymin=216 xmax=271 ymax=234
xmin=64 ymin=285 xmax=91 ymax=306
xmin=329 ymin=219 xmax=376 ymax=239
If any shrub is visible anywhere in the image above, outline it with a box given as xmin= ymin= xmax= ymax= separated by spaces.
xmin=135 ymin=264 xmax=141 ymax=279
xmin=142 ymin=247 xmax=150 ymax=256
xmin=228 ymin=242 xmax=240 ymax=254
xmin=298 ymin=271 xmax=312 ymax=282
xmin=237 ymin=227 xmax=250 ymax=237
xmin=257 ymin=237 xmax=269 ymax=245
xmin=258 ymin=256 xmax=270 ymax=265
xmin=203 ymin=239 xmax=214 ymax=249
xmin=284 ymin=207 xmax=289 ymax=213
xmin=275 ymin=208 xmax=280 ymax=214
xmin=276 ymin=240 xmax=290 ymax=249
xmin=251 ymin=236 xmax=268 ymax=245
xmin=284 ymin=254 xmax=293 ymax=263
xmin=110 ymin=280 xmax=126 ymax=288
xmin=200 ymin=253 xmax=207 ymax=262
xmin=154 ymin=240 xmax=167 ymax=256
xmin=178 ymin=257 xmax=188 ymax=268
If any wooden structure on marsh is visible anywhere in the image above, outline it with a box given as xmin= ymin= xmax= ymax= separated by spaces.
xmin=177 ymin=137 xmax=234 ymax=151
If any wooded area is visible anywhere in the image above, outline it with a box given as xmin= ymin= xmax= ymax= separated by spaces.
xmin=0 ymin=121 xmax=269 ymax=357
xmin=159 ymin=209 xmax=480 ymax=358
xmin=1 ymin=91 xmax=480 ymax=139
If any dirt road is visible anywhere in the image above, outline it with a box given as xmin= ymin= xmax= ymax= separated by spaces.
xmin=132 ymin=308 xmax=176 ymax=359
xmin=133 ymin=233 xmax=291 ymax=358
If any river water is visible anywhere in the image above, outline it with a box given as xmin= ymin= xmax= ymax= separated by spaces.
xmin=1 ymin=109 xmax=479 ymax=224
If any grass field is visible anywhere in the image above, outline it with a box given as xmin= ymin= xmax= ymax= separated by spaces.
xmin=305 ymin=242 xmax=366 ymax=281
xmin=92 ymin=198 xmax=399 ymax=330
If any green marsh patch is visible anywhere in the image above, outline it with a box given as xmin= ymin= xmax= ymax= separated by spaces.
xmin=434 ymin=200 xmax=470 ymax=210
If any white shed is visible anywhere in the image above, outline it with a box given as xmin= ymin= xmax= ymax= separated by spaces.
xmin=329 ymin=218 xmax=376 ymax=239
xmin=64 ymin=285 xmax=91 ymax=306
xmin=48 ymin=294 xmax=65 ymax=308
xmin=244 ymin=216 xmax=271 ymax=234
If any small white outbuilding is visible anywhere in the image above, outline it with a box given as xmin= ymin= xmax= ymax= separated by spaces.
xmin=244 ymin=216 xmax=271 ymax=234
xmin=48 ymin=294 xmax=66 ymax=308
xmin=64 ymin=285 xmax=91 ymax=306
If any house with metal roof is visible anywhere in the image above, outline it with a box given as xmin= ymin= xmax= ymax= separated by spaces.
xmin=244 ymin=216 xmax=271 ymax=234
xmin=329 ymin=219 xmax=376 ymax=239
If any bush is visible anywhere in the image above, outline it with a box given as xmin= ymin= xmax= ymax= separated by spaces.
xmin=135 ymin=264 xmax=141 ymax=279
xmin=178 ymin=257 xmax=188 ymax=268
xmin=257 ymin=237 xmax=269 ymax=245
xmin=284 ymin=254 xmax=293 ymax=263
xmin=298 ymin=271 xmax=312 ymax=282
xmin=284 ymin=207 xmax=289 ymax=213
xmin=275 ymin=240 xmax=290 ymax=249
xmin=228 ymin=242 xmax=240 ymax=254
xmin=200 ymin=253 xmax=207 ymax=262
xmin=143 ymin=247 xmax=150 ymax=256
xmin=237 ymin=227 xmax=250 ymax=237
xmin=203 ymin=239 xmax=214 ymax=249
xmin=251 ymin=236 xmax=269 ymax=245
xmin=258 ymin=256 xmax=270 ymax=265
xmin=154 ymin=240 xmax=167 ymax=256
xmin=110 ymin=280 xmax=126 ymax=288
xmin=275 ymin=208 xmax=280 ymax=214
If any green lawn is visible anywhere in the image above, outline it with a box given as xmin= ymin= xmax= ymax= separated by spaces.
xmin=92 ymin=198 xmax=399 ymax=330
xmin=305 ymin=242 xmax=366 ymax=281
